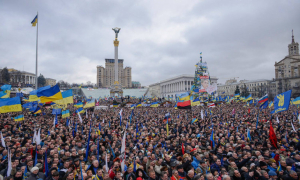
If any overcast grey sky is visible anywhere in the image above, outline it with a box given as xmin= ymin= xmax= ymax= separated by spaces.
xmin=0 ymin=0 xmax=299 ymax=86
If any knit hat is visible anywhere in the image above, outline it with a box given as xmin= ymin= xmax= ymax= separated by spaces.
xmin=31 ymin=167 xmax=39 ymax=173
xmin=268 ymin=171 xmax=277 ymax=176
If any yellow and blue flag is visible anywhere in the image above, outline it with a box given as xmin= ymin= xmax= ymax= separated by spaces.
xmin=136 ymin=103 xmax=142 ymax=107
xmin=33 ymin=107 xmax=41 ymax=114
xmin=245 ymin=94 xmax=253 ymax=101
xmin=28 ymin=86 xmax=50 ymax=102
xmin=54 ymin=89 xmax=73 ymax=105
xmin=235 ymin=93 xmax=240 ymax=98
xmin=0 ymin=85 xmax=11 ymax=98
xmin=130 ymin=104 xmax=136 ymax=109
xmin=277 ymin=161 xmax=282 ymax=172
xmin=74 ymin=102 xmax=83 ymax=108
xmin=191 ymin=97 xmax=200 ymax=106
xmin=76 ymin=107 xmax=84 ymax=114
xmin=14 ymin=114 xmax=24 ymax=122
xmin=31 ymin=15 xmax=38 ymax=26
xmin=62 ymin=110 xmax=70 ymax=118
xmin=268 ymin=101 xmax=273 ymax=108
xmin=37 ymin=84 xmax=63 ymax=103
xmin=273 ymin=90 xmax=292 ymax=114
xmin=113 ymin=102 xmax=119 ymax=107
xmin=292 ymin=97 xmax=300 ymax=105
xmin=84 ymin=100 xmax=95 ymax=109
xmin=166 ymin=119 xmax=169 ymax=136
xmin=150 ymin=102 xmax=159 ymax=107
xmin=191 ymin=118 xmax=198 ymax=123
xmin=0 ymin=97 xmax=22 ymax=113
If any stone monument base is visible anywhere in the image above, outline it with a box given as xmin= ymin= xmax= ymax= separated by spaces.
xmin=110 ymin=81 xmax=123 ymax=97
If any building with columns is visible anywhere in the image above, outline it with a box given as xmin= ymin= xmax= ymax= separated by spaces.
xmin=149 ymin=74 xmax=218 ymax=99
xmin=275 ymin=30 xmax=300 ymax=97
xmin=8 ymin=68 xmax=36 ymax=87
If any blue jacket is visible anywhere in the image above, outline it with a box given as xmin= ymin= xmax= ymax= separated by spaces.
xmin=210 ymin=163 xmax=222 ymax=173
xmin=191 ymin=157 xmax=201 ymax=170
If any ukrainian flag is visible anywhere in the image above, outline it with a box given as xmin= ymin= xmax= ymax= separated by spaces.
xmin=0 ymin=97 xmax=22 ymax=113
xmin=136 ymin=103 xmax=142 ymax=107
xmin=277 ymin=161 xmax=282 ymax=172
xmin=84 ymin=100 xmax=95 ymax=109
xmin=74 ymin=102 xmax=83 ymax=108
xmin=76 ymin=107 xmax=84 ymax=114
xmin=235 ymin=93 xmax=240 ymax=98
xmin=14 ymin=114 xmax=24 ymax=122
xmin=31 ymin=15 xmax=38 ymax=26
xmin=113 ymin=102 xmax=119 ymax=107
xmin=33 ymin=107 xmax=41 ymax=114
xmin=191 ymin=118 xmax=198 ymax=123
xmin=130 ymin=104 xmax=136 ymax=109
xmin=150 ymin=102 xmax=159 ymax=107
xmin=174 ymin=104 xmax=178 ymax=109
xmin=0 ymin=85 xmax=11 ymax=98
xmin=245 ymin=94 xmax=253 ymax=101
xmin=28 ymin=86 xmax=50 ymax=102
xmin=192 ymin=98 xmax=200 ymax=106
xmin=54 ymin=89 xmax=73 ymax=105
xmin=62 ymin=110 xmax=70 ymax=118
xmin=268 ymin=101 xmax=274 ymax=108
xmin=292 ymin=97 xmax=300 ymax=105
xmin=37 ymin=84 xmax=63 ymax=103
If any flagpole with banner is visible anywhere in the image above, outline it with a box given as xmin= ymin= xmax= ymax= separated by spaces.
xmin=31 ymin=12 xmax=39 ymax=90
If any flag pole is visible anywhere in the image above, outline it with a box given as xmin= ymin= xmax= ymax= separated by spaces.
xmin=35 ymin=11 xmax=39 ymax=90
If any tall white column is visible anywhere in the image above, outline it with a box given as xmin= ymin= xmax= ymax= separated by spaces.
xmin=114 ymin=46 xmax=118 ymax=83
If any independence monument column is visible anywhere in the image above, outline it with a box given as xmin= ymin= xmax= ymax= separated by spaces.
xmin=110 ymin=27 xmax=123 ymax=97
xmin=113 ymin=27 xmax=120 ymax=84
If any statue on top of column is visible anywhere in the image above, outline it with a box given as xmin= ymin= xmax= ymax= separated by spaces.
xmin=112 ymin=27 xmax=121 ymax=39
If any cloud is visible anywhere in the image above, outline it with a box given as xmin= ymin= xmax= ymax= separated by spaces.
xmin=0 ymin=0 xmax=299 ymax=86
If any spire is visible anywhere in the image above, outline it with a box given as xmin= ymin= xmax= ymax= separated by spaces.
xmin=292 ymin=29 xmax=295 ymax=43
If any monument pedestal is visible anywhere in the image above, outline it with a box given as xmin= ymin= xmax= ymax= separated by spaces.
xmin=110 ymin=81 xmax=123 ymax=97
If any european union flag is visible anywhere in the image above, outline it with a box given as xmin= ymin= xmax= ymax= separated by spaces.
xmin=273 ymin=90 xmax=292 ymax=113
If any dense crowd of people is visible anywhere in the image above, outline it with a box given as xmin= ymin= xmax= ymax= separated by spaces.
xmin=1 ymin=100 xmax=300 ymax=180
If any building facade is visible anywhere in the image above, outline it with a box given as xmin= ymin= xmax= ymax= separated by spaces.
xmin=96 ymin=59 xmax=132 ymax=88
xmin=275 ymin=31 xmax=300 ymax=97
xmin=154 ymin=74 xmax=218 ymax=99
xmin=132 ymin=81 xmax=141 ymax=88
xmin=45 ymin=78 xmax=56 ymax=87
xmin=148 ymin=82 xmax=161 ymax=97
xmin=8 ymin=68 xmax=36 ymax=87
xmin=217 ymin=79 xmax=275 ymax=99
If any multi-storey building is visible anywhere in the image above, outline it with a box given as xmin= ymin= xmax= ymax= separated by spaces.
xmin=45 ymin=78 xmax=56 ymax=87
xmin=275 ymin=31 xmax=300 ymax=97
xmin=217 ymin=79 xmax=275 ymax=99
xmin=97 ymin=59 xmax=132 ymax=88
xmin=132 ymin=81 xmax=141 ymax=88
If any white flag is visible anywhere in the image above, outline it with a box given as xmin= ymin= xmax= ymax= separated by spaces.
xmin=32 ymin=129 xmax=36 ymax=144
xmin=292 ymin=122 xmax=296 ymax=132
xmin=7 ymin=149 xmax=11 ymax=177
xmin=120 ymin=131 xmax=126 ymax=172
xmin=92 ymin=113 xmax=95 ymax=118
xmin=36 ymin=128 xmax=41 ymax=145
xmin=201 ymin=110 xmax=204 ymax=120
xmin=276 ymin=116 xmax=280 ymax=124
xmin=0 ymin=132 xmax=5 ymax=148
xmin=298 ymin=114 xmax=300 ymax=124
xmin=78 ymin=112 xmax=83 ymax=123
xmin=105 ymin=153 xmax=109 ymax=172
xmin=102 ymin=119 xmax=104 ymax=123
xmin=53 ymin=116 xmax=56 ymax=127
xmin=86 ymin=110 xmax=88 ymax=119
